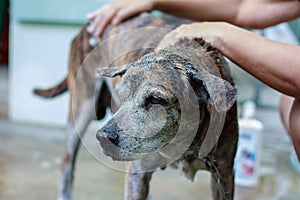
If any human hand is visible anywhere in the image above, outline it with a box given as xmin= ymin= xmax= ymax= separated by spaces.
xmin=87 ymin=0 xmax=154 ymax=37
xmin=156 ymin=22 xmax=229 ymax=51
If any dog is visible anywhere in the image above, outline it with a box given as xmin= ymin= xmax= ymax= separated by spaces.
xmin=34 ymin=13 xmax=238 ymax=200
xmin=96 ymin=37 xmax=239 ymax=200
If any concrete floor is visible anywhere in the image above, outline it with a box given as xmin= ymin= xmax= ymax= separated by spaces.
xmin=1 ymin=66 xmax=300 ymax=200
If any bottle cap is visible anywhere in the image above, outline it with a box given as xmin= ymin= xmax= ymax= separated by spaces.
xmin=242 ymin=100 xmax=256 ymax=119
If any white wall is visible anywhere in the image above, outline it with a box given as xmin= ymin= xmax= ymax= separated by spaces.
xmin=9 ymin=0 xmax=113 ymax=126
xmin=9 ymin=22 xmax=79 ymax=126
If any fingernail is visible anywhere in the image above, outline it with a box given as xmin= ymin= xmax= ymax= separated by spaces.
xmin=89 ymin=36 xmax=100 ymax=47
xmin=86 ymin=13 xmax=94 ymax=20
xmin=87 ymin=23 xmax=94 ymax=33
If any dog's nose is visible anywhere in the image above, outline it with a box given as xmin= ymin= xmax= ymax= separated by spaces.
xmin=96 ymin=119 xmax=119 ymax=145
xmin=96 ymin=119 xmax=123 ymax=161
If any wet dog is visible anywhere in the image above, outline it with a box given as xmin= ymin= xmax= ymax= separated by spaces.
xmin=34 ymin=13 xmax=238 ymax=200
xmin=96 ymin=38 xmax=238 ymax=200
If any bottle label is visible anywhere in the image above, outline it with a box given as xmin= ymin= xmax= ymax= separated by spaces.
xmin=235 ymin=131 xmax=257 ymax=179
xmin=236 ymin=147 xmax=256 ymax=177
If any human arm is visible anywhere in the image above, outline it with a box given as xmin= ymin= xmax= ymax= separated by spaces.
xmin=87 ymin=0 xmax=236 ymax=36
xmin=157 ymin=22 xmax=300 ymax=99
xmin=87 ymin=0 xmax=300 ymax=37
xmin=86 ymin=0 xmax=238 ymax=37
xmin=152 ymin=0 xmax=300 ymax=28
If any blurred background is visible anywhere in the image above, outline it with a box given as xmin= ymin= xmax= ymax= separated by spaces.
xmin=0 ymin=0 xmax=300 ymax=199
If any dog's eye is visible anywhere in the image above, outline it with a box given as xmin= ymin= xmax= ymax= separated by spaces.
xmin=145 ymin=96 xmax=165 ymax=110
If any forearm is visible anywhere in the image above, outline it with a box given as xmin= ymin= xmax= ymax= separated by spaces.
xmin=152 ymin=0 xmax=300 ymax=29
xmin=152 ymin=0 xmax=239 ymax=23
xmin=216 ymin=23 xmax=300 ymax=98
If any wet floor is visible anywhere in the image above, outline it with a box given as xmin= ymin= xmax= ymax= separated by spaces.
xmin=1 ymin=67 xmax=300 ymax=199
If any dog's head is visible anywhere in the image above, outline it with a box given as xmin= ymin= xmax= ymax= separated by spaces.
xmin=96 ymin=39 xmax=237 ymax=161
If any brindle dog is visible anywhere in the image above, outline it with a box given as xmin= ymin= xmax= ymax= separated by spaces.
xmin=34 ymin=13 xmax=238 ymax=200
xmin=96 ymin=38 xmax=238 ymax=200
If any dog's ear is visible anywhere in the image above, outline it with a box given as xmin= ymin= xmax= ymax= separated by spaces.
xmin=189 ymin=69 xmax=238 ymax=112
xmin=95 ymin=63 xmax=132 ymax=77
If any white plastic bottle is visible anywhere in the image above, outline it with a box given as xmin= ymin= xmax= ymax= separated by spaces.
xmin=235 ymin=100 xmax=264 ymax=187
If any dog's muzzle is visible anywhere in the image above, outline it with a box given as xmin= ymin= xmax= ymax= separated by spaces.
xmin=96 ymin=119 xmax=122 ymax=160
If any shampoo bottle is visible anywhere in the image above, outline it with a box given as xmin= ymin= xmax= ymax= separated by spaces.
xmin=235 ymin=100 xmax=263 ymax=187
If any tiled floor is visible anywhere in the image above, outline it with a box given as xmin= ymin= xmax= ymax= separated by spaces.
xmin=0 ymin=66 xmax=300 ymax=200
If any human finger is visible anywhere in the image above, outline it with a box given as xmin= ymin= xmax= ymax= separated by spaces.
xmin=87 ymin=4 xmax=121 ymax=37
xmin=86 ymin=4 xmax=112 ymax=21
xmin=155 ymin=31 xmax=181 ymax=51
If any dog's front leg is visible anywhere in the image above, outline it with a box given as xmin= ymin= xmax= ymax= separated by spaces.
xmin=211 ymin=170 xmax=234 ymax=200
xmin=208 ymin=146 xmax=236 ymax=199
xmin=124 ymin=161 xmax=153 ymax=200
xmin=124 ymin=153 xmax=171 ymax=200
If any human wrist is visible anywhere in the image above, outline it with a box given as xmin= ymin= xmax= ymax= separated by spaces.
xmin=211 ymin=22 xmax=229 ymax=53
xmin=151 ymin=0 xmax=171 ymax=11
xmin=213 ymin=22 xmax=252 ymax=56
xmin=147 ymin=0 xmax=157 ymax=10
